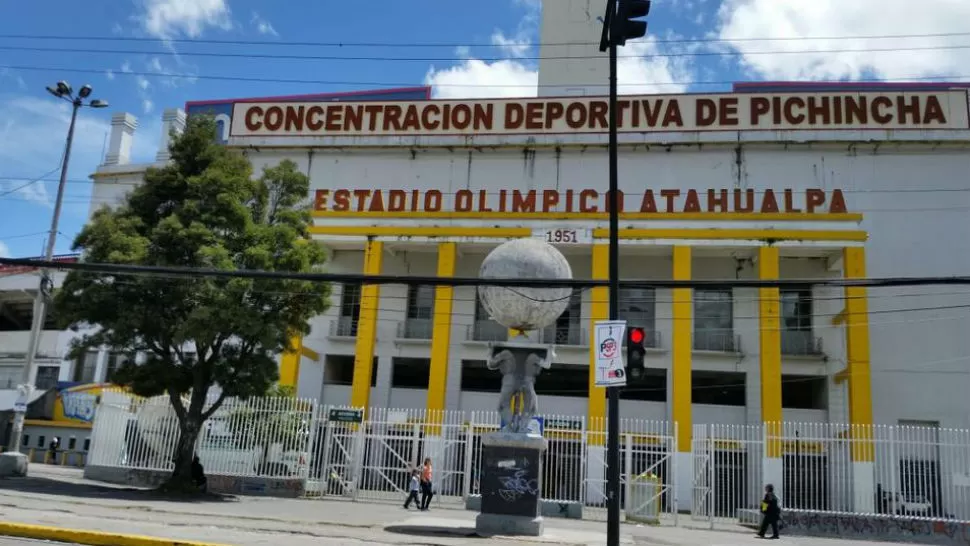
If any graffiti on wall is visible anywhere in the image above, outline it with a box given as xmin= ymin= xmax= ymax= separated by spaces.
xmin=781 ymin=511 xmax=970 ymax=546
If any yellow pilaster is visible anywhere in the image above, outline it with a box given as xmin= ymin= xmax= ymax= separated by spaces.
xmin=844 ymin=247 xmax=875 ymax=462
xmin=278 ymin=333 xmax=303 ymax=388
xmin=672 ymin=247 xmax=693 ymax=452
xmin=426 ymin=243 xmax=457 ymax=434
xmin=350 ymin=240 xmax=384 ymax=411
xmin=759 ymin=246 xmax=783 ymax=458
xmin=587 ymin=245 xmax=609 ymax=444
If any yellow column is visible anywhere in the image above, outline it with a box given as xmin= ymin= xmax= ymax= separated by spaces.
xmin=350 ymin=240 xmax=384 ymax=411
xmin=759 ymin=246 xmax=783 ymax=457
xmin=672 ymin=247 xmax=693 ymax=453
xmin=426 ymin=243 xmax=457 ymax=433
xmin=587 ymin=245 xmax=609 ymax=444
xmin=844 ymin=247 xmax=874 ymax=462
xmin=278 ymin=334 xmax=303 ymax=388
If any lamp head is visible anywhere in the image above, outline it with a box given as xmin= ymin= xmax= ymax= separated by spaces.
xmin=89 ymin=99 xmax=109 ymax=108
xmin=56 ymin=81 xmax=72 ymax=96
xmin=46 ymin=86 xmax=62 ymax=98
xmin=78 ymin=84 xmax=92 ymax=99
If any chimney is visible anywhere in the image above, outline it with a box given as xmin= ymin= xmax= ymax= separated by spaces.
xmin=156 ymin=108 xmax=187 ymax=162
xmin=103 ymin=113 xmax=138 ymax=166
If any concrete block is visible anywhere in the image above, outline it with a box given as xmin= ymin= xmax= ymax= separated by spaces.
xmin=475 ymin=513 xmax=544 ymax=537
xmin=0 ymin=451 xmax=28 ymax=477
xmin=465 ymin=494 xmax=583 ymax=519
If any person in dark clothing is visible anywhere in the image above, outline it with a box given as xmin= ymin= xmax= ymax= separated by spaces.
xmin=191 ymin=456 xmax=208 ymax=492
xmin=757 ymin=484 xmax=781 ymax=539
xmin=419 ymin=457 xmax=434 ymax=510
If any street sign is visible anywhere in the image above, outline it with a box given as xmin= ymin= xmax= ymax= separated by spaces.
xmin=328 ymin=408 xmax=364 ymax=424
xmin=594 ymin=320 xmax=627 ymax=387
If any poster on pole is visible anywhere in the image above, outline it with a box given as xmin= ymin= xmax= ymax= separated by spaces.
xmin=594 ymin=320 xmax=627 ymax=387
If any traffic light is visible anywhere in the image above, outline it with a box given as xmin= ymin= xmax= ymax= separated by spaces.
xmin=626 ymin=326 xmax=647 ymax=378
xmin=615 ymin=0 xmax=651 ymax=46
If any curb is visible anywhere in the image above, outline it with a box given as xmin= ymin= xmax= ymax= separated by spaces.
xmin=0 ymin=521 xmax=230 ymax=546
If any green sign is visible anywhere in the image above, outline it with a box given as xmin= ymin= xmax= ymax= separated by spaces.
xmin=328 ymin=408 xmax=364 ymax=423
xmin=544 ymin=418 xmax=583 ymax=431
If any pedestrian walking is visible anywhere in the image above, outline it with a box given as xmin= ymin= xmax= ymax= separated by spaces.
xmin=419 ymin=457 xmax=434 ymax=510
xmin=757 ymin=484 xmax=781 ymax=539
xmin=403 ymin=469 xmax=421 ymax=509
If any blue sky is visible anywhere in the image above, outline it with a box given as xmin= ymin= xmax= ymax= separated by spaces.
xmin=1 ymin=0 xmax=967 ymax=258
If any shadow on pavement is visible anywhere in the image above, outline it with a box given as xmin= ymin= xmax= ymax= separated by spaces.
xmin=384 ymin=524 xmax=483 ymax=539
xmin=0 ymin=476 xmax=236 ymax=503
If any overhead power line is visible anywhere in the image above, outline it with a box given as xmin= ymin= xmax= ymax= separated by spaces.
xmin=3 ymin=30 xmax=970 ymax=48
xmin=5 ymin=43 xmax=970 ymax=63
xmin=2 ymin=257 xmax=970 ymax=290
xmin=3 ymin=63 xmax=970 ymax=89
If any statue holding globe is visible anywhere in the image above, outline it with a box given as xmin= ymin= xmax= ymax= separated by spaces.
xmin=474 ymin=237 xmax=573 ymax=536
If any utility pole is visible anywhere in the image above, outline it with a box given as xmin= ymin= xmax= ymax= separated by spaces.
xmin=599 ymin=2 xmax=651 ymax=544
xmin=0 ymin=82 xmax=107 ymax=469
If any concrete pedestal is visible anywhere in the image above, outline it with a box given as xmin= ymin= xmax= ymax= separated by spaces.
xmin=0 ymin=451 xmax=28 ymax=477
xmin=475 ymin=431 xmax=548 ymax=537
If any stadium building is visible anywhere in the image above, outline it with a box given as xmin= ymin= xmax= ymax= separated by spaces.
xmin=11 ymin=0 xmax=969 ymax=516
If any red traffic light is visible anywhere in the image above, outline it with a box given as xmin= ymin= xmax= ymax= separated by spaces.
xmin=629 ymin=328 xmax=645 ymax=344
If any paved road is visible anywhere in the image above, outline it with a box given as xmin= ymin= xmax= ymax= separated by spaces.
xmin=0 ymin=539 xmax=78 ymax=545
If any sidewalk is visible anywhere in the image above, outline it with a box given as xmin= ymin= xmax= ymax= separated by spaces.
xmin=0 ymin=466 xmax=885 ymax=546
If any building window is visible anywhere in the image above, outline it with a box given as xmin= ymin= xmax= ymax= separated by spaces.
xmin=323 ymin=354 xmax=377 ymax=387
xmin=0 ymin=367 xmax=19 ymax=389
xmin=692 ymin=371 xmax=746 ymax=406
xmin=533 ymin=363 xmax=587 ymax=399
xmin=105 ymin=352 xmax=131 ymax=383
xmin=694 ymin=289 xmax=736 ymax=352
xmin=619 ymin=287 xmax=657 ymax=347
xmin=542 ymin=291 xmax=583 ymax=345
xmin=72 ymin=351 xmax=99 ymax=384
xmin=402 ymin=285 xmax=435 ymax=339
xmin=472 ymin=295 xmax=507 ymax=342
xmin=337 ymin=284 xmax=362 ymax=337
xmin=781 ymin=375 xmax=827 ymax=410
xmin=461 ymin=359 xmax=499 ymax=393
xmin=35 ymin=366 xmax=60 ymax=390
xmin=620 ymin=369 xmax=667 ymax=402
xmin=391 ymin=357 xmax=432 ymax=389
xmin=781 ymin=289 xmax=820 ymax=355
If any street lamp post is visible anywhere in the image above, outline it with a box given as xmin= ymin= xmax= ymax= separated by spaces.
xmin=0 ymin=82 xmax=107 ymax=470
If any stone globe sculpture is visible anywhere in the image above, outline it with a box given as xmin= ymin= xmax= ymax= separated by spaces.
xmin=478 ymin=238 xmax=573 ymax=333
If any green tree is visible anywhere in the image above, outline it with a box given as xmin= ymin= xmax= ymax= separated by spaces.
xmin=54 ymin=115 xmax=330 ymax=492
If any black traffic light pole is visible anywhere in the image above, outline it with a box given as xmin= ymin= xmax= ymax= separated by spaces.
xmin=600 ymin=1 xmax=650 ymax=544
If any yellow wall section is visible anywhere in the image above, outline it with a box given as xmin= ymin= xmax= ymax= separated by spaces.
xmin=587 ymin=245 xmax=609 ymax=444
xmin=758 ymin=246 xmax=783 ymax=458
xmin=350 ymin=240 xmax=384 ymax=411
xmin=671 ymin=246 xmax=693 ymax=453
xmin=278 ymin=334 xmax=303 ymax=388
xmin=844 ymin=247 xmax=875 ymax=462
xmin=426 ymin=243 xmax=457 ymax=434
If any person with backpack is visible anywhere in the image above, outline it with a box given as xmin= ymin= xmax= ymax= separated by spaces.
xmin=757 ymin=483 xmax=781 ymax=539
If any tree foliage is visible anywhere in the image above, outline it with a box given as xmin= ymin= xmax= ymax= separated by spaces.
xmin=54 ymin=115 xmax=330 ymax=490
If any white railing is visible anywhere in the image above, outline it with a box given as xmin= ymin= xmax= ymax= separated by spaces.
xmin=88 ymin=394 xmax=970 ymax=526
xmin=691 ymin=422 xmax=970 ymax=527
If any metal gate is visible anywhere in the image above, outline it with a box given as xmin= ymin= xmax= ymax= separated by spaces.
xmin=308 ymin=419 xmax=363 ymax=498
xmin=691 ymin=423 xmax=764 ymax=526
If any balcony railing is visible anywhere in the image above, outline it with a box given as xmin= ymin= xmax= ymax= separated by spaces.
xmin=622 ymin=329 xmax=662 ymax=349
xmin=396 ymin=319 xmax=434 ymax=340
xmin=694 ymin=331 xmax=742 ymax=353
xmin=782 ymin=330 xmax=824 ymax=356
xmin=330 ymin=316 xmax=358 ymax=338
xmin=467 ymin=320 xmax=509 ymax=342
xmin=538 ymin=325 xmax=587 ymax=346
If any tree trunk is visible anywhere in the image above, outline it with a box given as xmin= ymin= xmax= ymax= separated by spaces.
xmin=162 ymin=413 xmax=202 ymax=493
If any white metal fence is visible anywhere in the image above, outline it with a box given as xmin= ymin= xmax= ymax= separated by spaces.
xmin=690 ymin=422 xmax=970 ymax=527
xmin=88 ymin=394 xmax=970 ymax=526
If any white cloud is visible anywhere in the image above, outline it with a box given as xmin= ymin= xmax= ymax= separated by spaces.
xmin=717 ymin=0 xmax=970 ymax=80
xmin=137 ymin=76 xmax=151 ymax=90
xmin=425 ymin=59 xmax=540 ymax=99
xmin=120 ymin=61 xmax=132 ymax=73
xmin=251 ymin=12 xmax=278 ymax=37
xmin=143 ymin=99 xmax=155 ymax=114
xmin=136 ymin=0 xmax=232 ymax=39
xmin=0 ymin=95 xmax=160 ymax=214
xmin=425 ymin=34 xmax=693 ymax=99
xmin=491 ymin=30 xmax=531 ymax=58
xmin=0 ymin=241 xmax=9 ymax=258
xmin=105 ymin=70 xmax=116 ymax=80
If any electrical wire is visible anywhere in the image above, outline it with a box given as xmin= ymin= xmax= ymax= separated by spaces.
xmin=7 ymin=42 xmax=970 ymax=63
xmin=0 ymin=166 xmax=62 ymax=198
xmin=1 ymin=177 xmax=969 ymax=196
xmin=3 ymin=63 xmax=970 ymax=89
xmin=4 ymin=30 xmax=970 ymax=48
